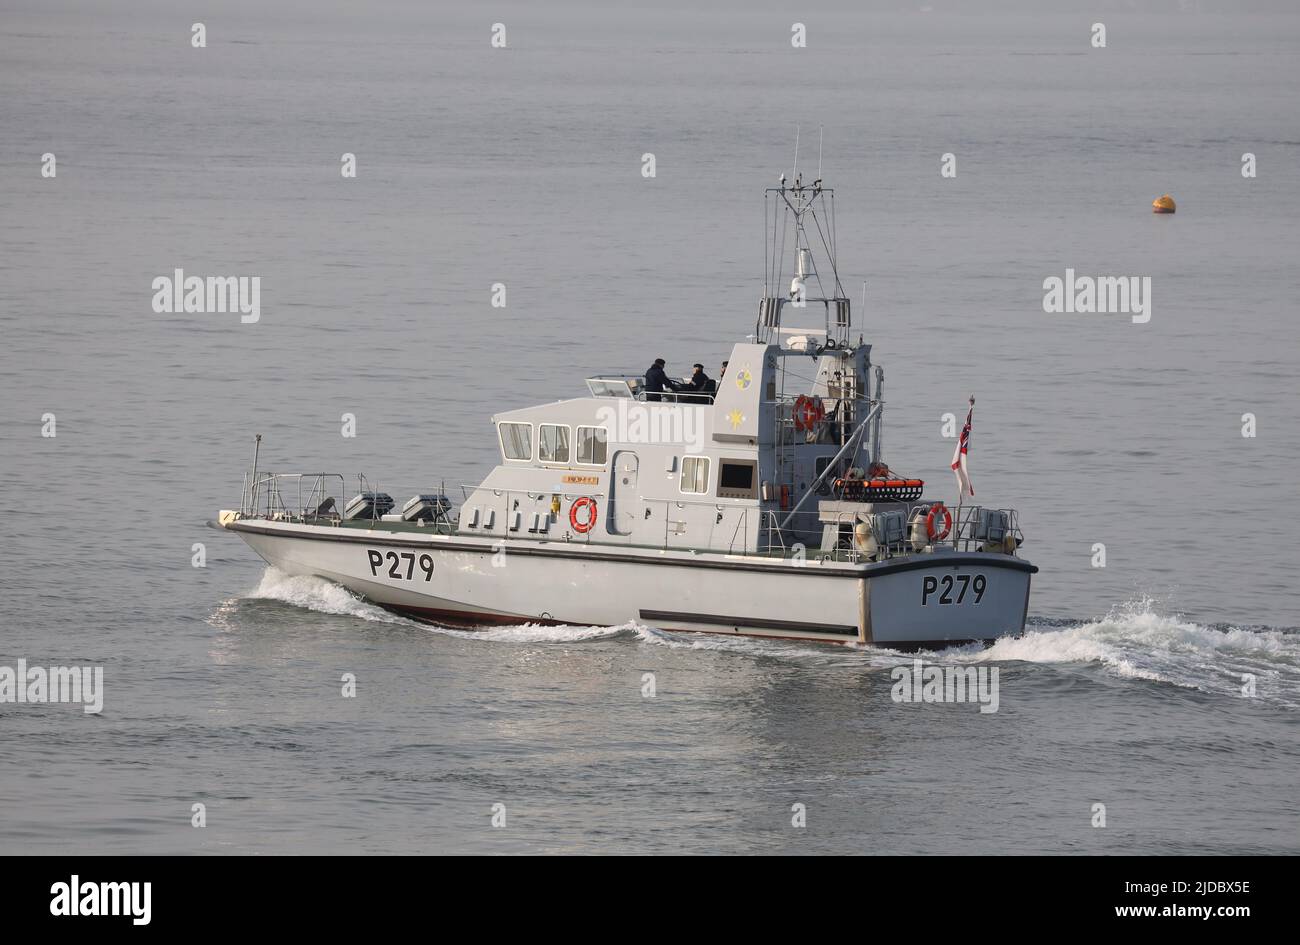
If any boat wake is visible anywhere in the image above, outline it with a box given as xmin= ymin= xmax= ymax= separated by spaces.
xmin=232 ymin=570 xmax=1299 ymax=705
xmin=237 ymin=568 xmax=630 ymax=643
xmin=243 ymin=568 xmax=410 ymax=625
xmin=429 ymin=622 xmax=632 ymax=644
xmin=922 ymin=598 xmax=1300 ymax=708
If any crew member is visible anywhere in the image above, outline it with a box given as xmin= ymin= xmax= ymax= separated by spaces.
xmin=645 ymin=358 xmax=680 ymax=402
xmin=685 ymin=363 xmax=715 ymax=403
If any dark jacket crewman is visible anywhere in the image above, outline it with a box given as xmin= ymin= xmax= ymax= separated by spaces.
xmin=686 ymin=364 xmax=715 ymax=402
xmin=645 ymin=358 xmax=680 ymax=402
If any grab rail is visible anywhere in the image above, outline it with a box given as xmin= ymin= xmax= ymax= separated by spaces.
xmin=235 ymin=473 xmax=1023 ymax=564
xmin=241 ymin=472 xmax=346 ymax=520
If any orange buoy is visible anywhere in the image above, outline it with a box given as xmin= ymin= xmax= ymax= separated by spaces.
xmin=1152 ymin=194 xmax=1176 ymax=214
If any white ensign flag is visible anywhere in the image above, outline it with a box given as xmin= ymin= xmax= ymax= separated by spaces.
xmin=952 ymin=400 xmax=973 ymax=498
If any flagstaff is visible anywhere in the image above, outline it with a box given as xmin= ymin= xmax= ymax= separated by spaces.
xmin=952 ymin=395 xmax=974 ymax=549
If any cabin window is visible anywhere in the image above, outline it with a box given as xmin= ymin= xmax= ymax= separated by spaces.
xmin=717 ymin=459 xmax=758 ymax=499
xmin=680 ymin=456 xmax=710 ymax=495
xmin=498 ymin=422 xmax=532 ymax=461
xmin=538 ymin=424 xmax=571 ymax=464
xmin=576 ymin=426 xmax=608 ymax=466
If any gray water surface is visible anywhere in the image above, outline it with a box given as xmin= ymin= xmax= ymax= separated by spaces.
xmin=1 ymin=2 xmax=1297 ymax=854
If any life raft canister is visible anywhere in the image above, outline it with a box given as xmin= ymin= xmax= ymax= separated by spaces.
xmin=926 ymin=502 xmax=953 ymax=542
xmin=569 ymin=496 xmax=598 ymax=534
xmin=793 ymin=394 xmax=826 ymax=432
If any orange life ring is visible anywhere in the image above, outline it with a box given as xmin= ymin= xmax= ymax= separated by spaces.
xmin=926 ymin=502 xmax=953 ymax=541
xmin=569 ymin=497 xmax=598 ymax=534
xmin=793 ymin=394 xmax=825 ymax=432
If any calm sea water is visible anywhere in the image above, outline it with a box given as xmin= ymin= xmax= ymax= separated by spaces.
xmin=1 ymin=2 xmax=1297 ymax=854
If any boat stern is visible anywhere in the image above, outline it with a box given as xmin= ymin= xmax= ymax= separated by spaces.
xmin=863 ymin=551 xmax=1035 ymax=649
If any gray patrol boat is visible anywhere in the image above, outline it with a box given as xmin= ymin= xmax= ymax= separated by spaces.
xmin=217 ymin=174 xmax=1036 ymax=647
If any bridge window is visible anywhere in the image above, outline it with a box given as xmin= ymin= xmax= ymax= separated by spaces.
xmin=717 ymin=459 xmax=758 ymax=499
xmin=538 ymin=424 xmax=571 ymax=464
xmin=576 ymin=426 xmax=608 ymax=466
xmin=498 ymin=422 xmax=532 ymax=462
xmin=680 ymin=456 xmax=710 ymax=495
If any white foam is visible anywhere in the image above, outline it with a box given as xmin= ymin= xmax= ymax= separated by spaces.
xmin=429 ymin=622 xmax=631 ymax=644
xmin=243 ymin=568 xmax=628 ymax=643
xmin=938 ymin=597 xmax=1300 ymax=702
xmin=245 ymin=567 xmax=411 ymax=625
xmin=635 ymin=599 xmax=1300 ymax=706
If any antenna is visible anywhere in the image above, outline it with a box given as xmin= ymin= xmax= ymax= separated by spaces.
xmin=817 ymin=125 xmax=824 ymax=180
xmin=792 ymin=125 xmax=800 ymax=181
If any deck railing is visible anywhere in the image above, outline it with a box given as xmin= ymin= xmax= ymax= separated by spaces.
xmin=235 ymin=473 xmax=1023 ymax=564
xmin=241 ymin=472 xmax=347 ymax=521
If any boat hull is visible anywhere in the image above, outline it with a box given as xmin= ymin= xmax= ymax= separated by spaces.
xmin=224 ymin=520 xmax=1034 ymax=649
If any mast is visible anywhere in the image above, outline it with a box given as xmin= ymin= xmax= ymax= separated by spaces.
xmin=758 ymin=175 xmax=851 ymax=348
xmin=758 ymin=161 xmax=880 ymax=533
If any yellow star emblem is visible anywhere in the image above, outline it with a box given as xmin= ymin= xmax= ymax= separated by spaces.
xmin=727 ymin=409 xmax=745 ymax=430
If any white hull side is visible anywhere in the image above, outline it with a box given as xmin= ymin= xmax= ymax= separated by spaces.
xmin=227 ymin=521 xmax=1032 ymax=648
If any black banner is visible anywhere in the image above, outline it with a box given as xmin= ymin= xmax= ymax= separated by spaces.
xmin=0 ymin=856 xmax=1282 ymax=931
